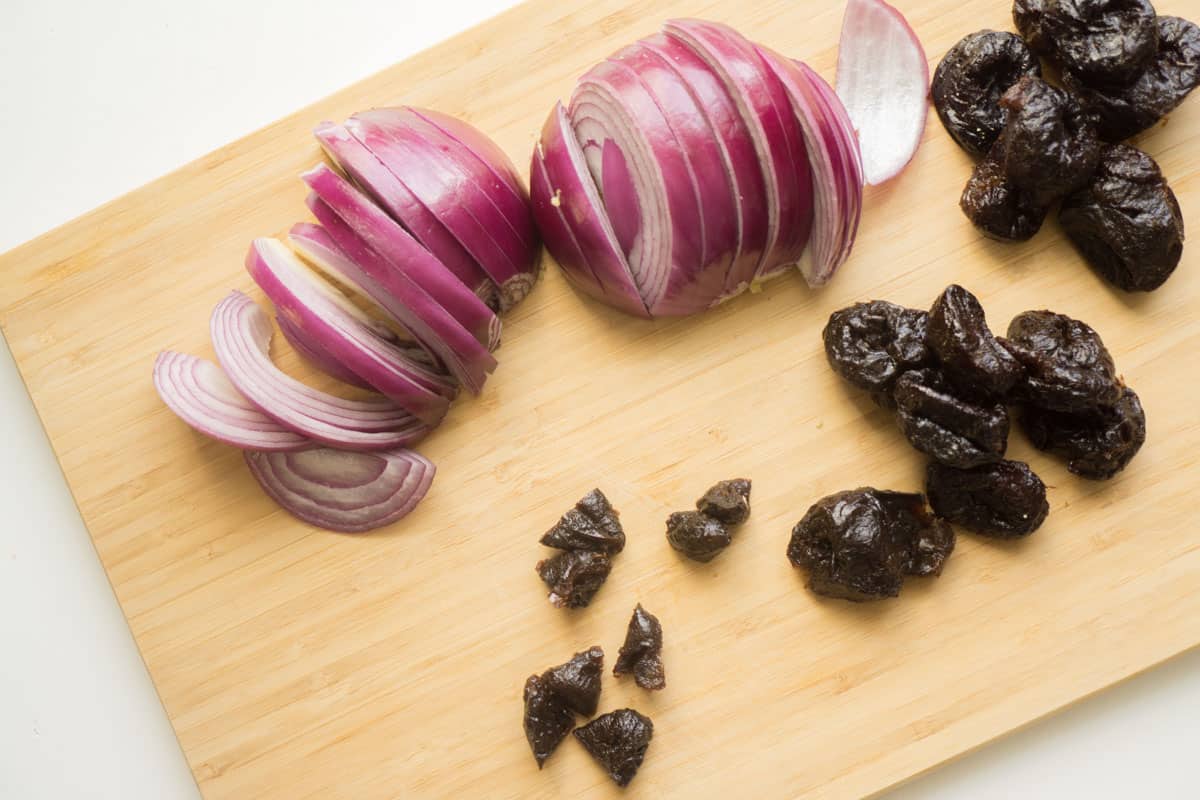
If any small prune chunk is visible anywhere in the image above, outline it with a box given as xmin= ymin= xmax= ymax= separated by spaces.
xmin=1014 ymin=0 xmax=1053 ymax=54
xmin=696 ymin=478 xmax=752 ymax=525
xmin=613 ymin=604 xmax=665 ymax=691
xmin=893 ymin=369 xmax=1010 ymax=468
xmin=823 ymin=301 xmax=932 ymax=393
xmin=1059 ymin=144 xmax=1185 ymax=293
xmin=1024 ymin=0 xmax=1159 ymax=85
xmin=574 ymin=709 xmax=654 ymax=787
xmin=1000 ymin=76 xmax=1100 ymax=206
xmin=666 ymin=511 xmax=731 ymax=563
xmin=539 ymin=488 xmax=626 ymax=554
xmin=960 ymin=138 xmax=1049 ymax=241
xmin=523 ymin=673 xmax=574 ymax=768
xmin=542 ymin=646 xmax=604 ymax=717
xmin=1021 ymin=386 xmax=1146 ymax=479
xmin=932 ymin=30 xmax=1043 ymax=156
xmin=927 ymin=460 xmax=1050 ymax=538
xmin=927 ymin=284 xmax=1024 ymax=400
xmin=1005 ymin=310 xmax=1122 ymax=411
xmin=536 ymin=550 xmax=613 ymax=608
xmin=876 ymin=490 xmax=957 ymax=577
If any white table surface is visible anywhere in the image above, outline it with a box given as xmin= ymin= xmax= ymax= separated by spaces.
xmin=1 ymin=1 xmax=1196 ymax=797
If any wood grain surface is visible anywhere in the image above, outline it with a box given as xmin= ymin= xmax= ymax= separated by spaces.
xmin=1 ymin=1 xmax=1197 ymax=797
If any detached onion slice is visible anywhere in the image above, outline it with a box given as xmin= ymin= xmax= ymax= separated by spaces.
xmin=835 ymin=0 xmax=929 ymax=185
xmin=245 ymin=446 xmax=435 ymax=533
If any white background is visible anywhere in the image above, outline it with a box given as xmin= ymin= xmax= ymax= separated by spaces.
xmin=1 ymin=1 xmax=1197 ymax=797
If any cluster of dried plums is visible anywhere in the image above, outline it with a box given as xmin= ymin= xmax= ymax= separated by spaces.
xmin=796 ymin=284 xmax=1146 ymax=601
xmin=931 ymin=1 xmax=1198 ymax=292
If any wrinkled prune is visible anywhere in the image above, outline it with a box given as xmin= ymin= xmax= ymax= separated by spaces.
xmin=787 ymin=488 xmax=955 ymax=602
xmin=1000 ymin=76 xmax=1101 ymax=205
xmin=540 ymin=488 xmax=626 ymax=554
xmin=696 ymin=478 xmax=752 ymax=525
xmin=536 ymin=550 xmax=613 ymax=608
xmin=523 ymin=673 xmax=575 ymax=768
xmin=1014 ymin=0 xmax=1053 ymax=54
xmin=613 ymin=604 xmax=665 ymax=691
xmin=1063 ymin=17 xmax=1200 ymax=141
xmin=574 ymin=709 xmax=654 ymax=787
xmin=542 ymin=647 xmax=604 ymax=717
xmin=932 ymin=30 xmax=1044 ymax=156
xmin=894 ymin=369 xmax=1010 ymax=468
xmin=1021 ymin=0 xmax=1159 ymax=85
xmin=928 ymin=284 xmax=1024 ymax=399
xmin=823 ymin=301 xmax=932 ymax=393
xmin=1059 ymin=144 xmax=1185 ymax=293
xmin=1005 ymin=310 xmax=1122 ymax=411
xmin=1022 ymin=386 xmax=1146 ymax=478
xmin=666 ymin=511 xmax=731 ymax=563
xmin=960 ymin=138 xmax=1050 ymax=241
xmin=927 ymin=460 xmax=1050 ymax=538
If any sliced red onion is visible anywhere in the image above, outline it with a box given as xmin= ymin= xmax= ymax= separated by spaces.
xmin=154 ymin=350 xmax=310 ymax=451
xmin=836 ymin=0 xmax=929 ymax=185
xmin=803 ymin=62 xmax=865 ymax=266
xmin=245 ymin=446 xmax=435 ymax=533
xmin=276 ymin=312 xmax=374 ymax=390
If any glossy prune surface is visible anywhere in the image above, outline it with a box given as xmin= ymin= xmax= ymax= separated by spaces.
xmin=574 ymin=709 xmax=654 ymax=787
xmin=823 ymin=301 xmax=932 ymax=394
xmin=613 ymin=604 xmax=665 ymax=691
xmin=927 ymin=460 xmax=1050 ymax=538
xmin=536 ymin=550 xmax=613 ymax=609
xmin=542 ymin=647 xmax=604 ymax=717
xmin=1000 ymin=76 xmax=1101 ymax=206
xmin=894 ymin=369 xmax=1010 ymax=468
xmin=1021 ymin=386 xmax=1146 ymax=479
xmin=927 ymin=284 xmax=1024 ymax=400
xmin=1005 ymin=310 xmax=1122 ymax=412
xmin=539 ymin=488 xmax=626 ymax=554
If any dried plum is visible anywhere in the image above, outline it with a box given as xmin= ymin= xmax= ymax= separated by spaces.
xmin=539 ymin=488 xmax=626 ymax=554
xmin=823 ymin=301 xmax=932 ymax=393
xmin=893 ymin=369 xmax=1010 ymax=468
xmin=1022 ymin=0 xmax=1159 ymax=85
xmin=574 ymin=708 xmax=654 ymax=787
xmin=1021 ymin=386 xmax=1146 ymax=478
xmin=876 ymin=490 xmax=957 ymax=577
xmin=1014 ymin=0 xmax=1054 ymax=54
xmin=927 ymin=284 xmax=1024 ymax=400
xmin=1005 ymin=310 xmax=1122 ymax=411
xmin=696 ymin=478 xmax=752 ymax=525
xmin=927 ymin=460 xmax=1050 ymax=538
xmin=932 ymin=30 xmax=1044 ymax=156
xmin=613 ymin=604 xmax=665 ymax=691
xmin=1059 ymin=144 xmax=1185 ymax=293
xmin=542 ymin=647 xmax=604 ymax=717
xmin=960 ymin=138 xmax=1050 ymax=241
xmin=1000 ymin=76 xmax=1101 ymax=205
xmin=523 ymin=673 xmax=575 ymax=768
xmin=666 ymin=511 xmax=731 ymax=563
xmin=536 ymin=550 xmax=613 ymax=609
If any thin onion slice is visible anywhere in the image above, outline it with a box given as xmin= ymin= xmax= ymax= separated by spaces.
xmin=275 ymin=312 xmax=374 ymax=390
xmin=245 ymin=446 xmax=435 ymax=533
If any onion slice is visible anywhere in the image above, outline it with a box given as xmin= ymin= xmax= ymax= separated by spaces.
xmin=245 ymin=446 xmax=435 ymax=533
xmin=276 ymin=312 xmax=374 ymax=390
xmin=835 ymin=0 xmax=929 ymax=185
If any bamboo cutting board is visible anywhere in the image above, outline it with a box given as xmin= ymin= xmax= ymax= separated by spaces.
xmin=2 ymin=0 xmax=1198 ymax=796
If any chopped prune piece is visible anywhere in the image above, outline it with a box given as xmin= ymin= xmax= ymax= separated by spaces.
xmin=1013 ymin=0 xmax=1053 ymax=54
xmin=875 ymin=490 xmax=957 ymax=576
xmin=1059 ymin=144 xmax=1185 ymax=293
xmin=1022 ymin=0 xmax=1159 ymax=85
xmin=536 ymin=550 xmax=613 ymax=608
xmin=1000 ymin=76 xmax=1100 ymax=206
xmin=927 ymin=460 xmax=1050 ymax=538
xmin=932 ymin=30 xmax=1044 ymax=156
xmin=696 ymin=478 xmax=752 ymax=525
xmin=1021 ymin=386 xmax=1146 ymax=479
xmin=666 ymin=511 xmax=731 ymax=563
xmin=893 ymin=369 xmax=1010 ymax=468
xmin=574 ymin=708 xmax=654 ymax=787
xmin=1005 ymin=310 xmax=1122 ymax=411
xmin=613 ymin=604 xmax=665 ymax=691
xmin=823 ymin=301 xmax=932 ymax=393
xmin=960 ymin=138 xmax=1050 ymax=241
xmin=927 ymin=284 xmax=1024 ymax=400
xmin=523 ymin=673 xmax=574 ymax=768
xmin=542 ymin=647 xmax=604 ymax=717
xmin=539 ymin=488 xmax=626 ymax=554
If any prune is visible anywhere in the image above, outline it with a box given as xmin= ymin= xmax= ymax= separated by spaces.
xmin=1000 ymin=76 xmax=1101 ymax=205
xmin=542 ymin=647 xmax=604 ymax=717
xmin=1059 ymin=144 xmax=1185 ymax=293
xmin=960 ymin=138 xmax=1050 ymax=241
xmin=1021 ymin=386 xmax=1146 ymax=478
xmin=787 ymin=488 xmax=955 ymax=602
xmin=666 ymin=511 xmax=731 ymax=563
xmin=1063 ymin=17 xmax=1200 ymax=141
xmin=696 ymin=478 xmax=752 ymax=525
xmin=893 ymin=369 xmax=1010 ymax=468
xmin=927 ymin=460 xmax=1050 ymax=538
xmin=823 ymin=301 xmax=932 ymax=393
xmin=1020 ymin=0 xmax=1159 ymax=85
xmin=927 ymin=284 xmax=1024 ymax=399
xmin=1005 ymin=310 xmax=1122 ymax=411
xmin=536 ymin=550 xmax=613 ymax=608
xmin=613 ymin=604 xmax=665 ymax=691
xmin=539 ymin=488 xmax=626 ymax=554
xmin=573 ymin=708 xmax=654 ymax=787
xmin=1014 ymin=0 xmax=1053 ymax=54
xmin=932 ymin=31 xmax=1044 ymax=156
xmin=523 ymin=673 xmax=574 ymax=768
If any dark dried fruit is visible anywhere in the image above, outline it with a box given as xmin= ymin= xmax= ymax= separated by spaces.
xmin=1019 ymin=0 xmax=1159 ymax=85
xmin=540 ymin=488 xmax=626 ymax=554
xmin=542 ymin=647 xmax=604 ymax=717
xmin=932 ymin=30 xmax=1044 ymax=156
xmin=1021 ymin=386 xmax=1146 ymax=479
xmin=696 ymin=478 xmax=752 ymax=525
xmin=960 ymin=138 xmax=1050 ymax=241
xmin=1014 ymin=0 xmax=1053 ymax=54
xmin=666 ymin=511 xmax=731 ymax=563
xmin=1005 ymin=310 xmax=1122 ymax=411
xmin=1000 ymin=76 xmax=1101 ymax=206
xmin=927 ymin=284 xmax=1024 ymax=400
xmin=823 ymin=301 xmax=932 ymax=393
xmin=536 ymin=550 xmax=613 ymax=609
xmin=787 ymin=488 xmax=955 ymax=602
xmin=523 ymin=674 xmax=574 ymax=768
xmin=614 ymin=604 xmax=665 ymax=691
xmin=894 ymin=369 xmax=1010 ymax=468
xmin=1059 ymin=144 xmax=1185 ymax=293
xmin=574 ymin=708 xmax=654 ymax=787
xmin=927 ymin=460 xmax=1050 ymax=538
